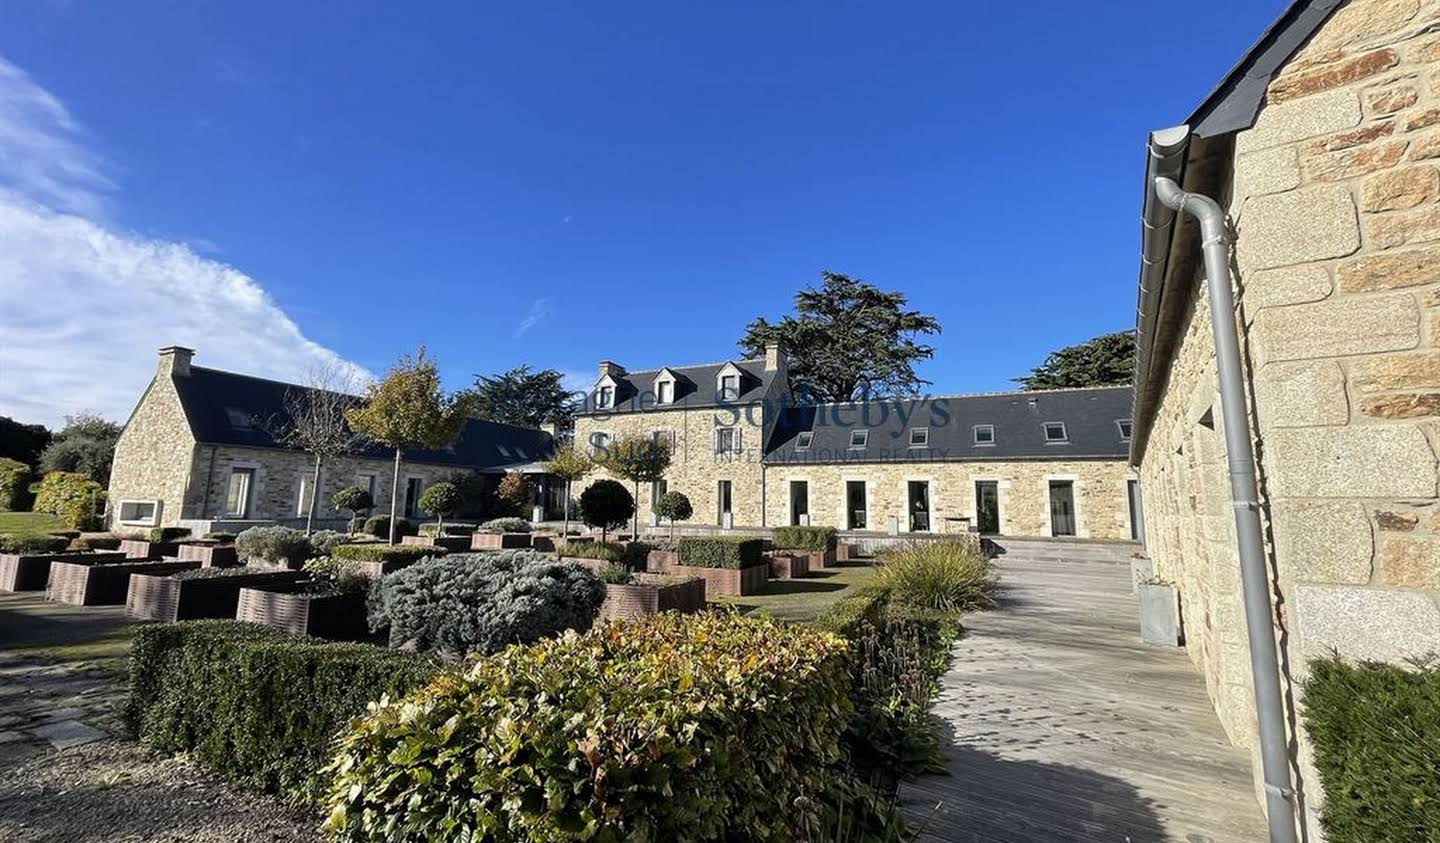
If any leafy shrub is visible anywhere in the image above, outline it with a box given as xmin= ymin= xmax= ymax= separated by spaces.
xmin=371 ymin=551 xmax=605 ymax=655
xmin=597 ymin=563 xmax=633 ymax=584
xmin=147 ymin=526 xmax=191 ymax=543
xmin=495 ymin=471 xmax=530 ymax=515
xmin=0 ymin=458 xmax=32 ymax=511
xmin=418 ymin=522 xmax=474 ymax=537
xmin=478 ymin=516 xmax=530 ymax=534
xmin=331 ymin=486 xmax=374 ymax=521
xmin=309 ymin=529 xmax=348 ymax=555
xmin=126 ymin=621 xmax=436 ymax=801
xmin=32 ymin=471 xmax=103 ymax=530
xmin=677 ymin=535 xmax=764 ymax=569
xmin=773 ymin=525 xmax=838 ymax=553
xmin=235 ymin=525 xmax=315 ymax=567
xmin=348 ymin=515 xmax=366 ymax=534
xmin=1302 ymin=656 xmax=1440 ymax=842
xmin=579 ymin=478 xmax=633 ymax=540
xmin=874 ymin=539 xmax=997 ymax=612
xmin=363 ymin=515 xmax=416 ymax=539
xmin=0 ymin=534 xmax=70 ymax=554
xmin=323 ymin=611 xmax=852 ymax=842
xmin=330 ymin=543 xmax=445 ymax=565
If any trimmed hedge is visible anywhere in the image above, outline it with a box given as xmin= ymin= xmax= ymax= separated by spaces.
xmin=773 ymin=525 xmax=838 ymax=553
xmin=1303 ymin=656 xmax=1440 ymax=842
xmin=0 ymin=458 xmax=32 ymax=511
xmin=0 ymin=534 xmax=70 ymax=554
xmin=323 ymin=611 xmax=853 ymax=842
xmin=418 ymin=522 xmax=475 ymax=537
xmin=330 ymin=543 xmax=446 ymax=565
xmin=125 ymin=620 xmax=437 ymax=800
xmin=677 ymin=535 xmax=764 ymax=569
xmin=478 ymin=516 xmax=530 ymax=534
xmin=557 ymin=540 xmax=651 ymax=566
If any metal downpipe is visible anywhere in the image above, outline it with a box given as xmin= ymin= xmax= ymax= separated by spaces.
xmin=1153 ymin=176 xmax=1298 ymax=843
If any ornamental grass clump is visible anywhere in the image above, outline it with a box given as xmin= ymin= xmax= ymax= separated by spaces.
xmin=323 ymin=611 xmax=853 ymax=843
xmin=370 ymin=551 xmax=605 ymax=655
xmin=873 ymin=538 xmax=997 ymax=612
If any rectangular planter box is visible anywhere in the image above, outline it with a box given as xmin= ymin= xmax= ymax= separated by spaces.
xmin=836 ymin=543 xmax=855 ymax=562
xmin=119 ymin=539 xmax=181 ymax=561
xmin=471 ymin=532 xmax=532 ymax=550
xmin=402 ymin=534 xmax=471 ymax=552
xmin=645 ymin=549 xmax=679 ymax=573
xmin=765 ymin=551 xmax=811 ymax=580
xmin=126 ymin=569 xmax=306 ymax=622
xmin=1138 ymin=582 xmax=1182 ymax=646
xmin=773 ymin=548 xmax=835 ymax=571
xmin=530 ymin=534 xmax=565 ymax=553
xmin=599 ymin=575 xmax=706 ymax=622
xmin=0 ymin=551 xmax=127 ymax=592
xmin=663 ymin=562 xmax=768 ymax=597
xmin=176 ymin=543 xmax=239 ymax=568
xmin=48 ymin=559 xmax=199 ymax=606
xmin=235 ymin=585 xmax=367 ymax=639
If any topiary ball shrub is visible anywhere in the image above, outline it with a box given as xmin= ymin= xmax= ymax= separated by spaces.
xmin=363 ymin=515 xmax=416 ymax=540
xmin=323 ymin=611 xmax=853 ymax=842
xmin=478 ymin=516 xmax=530 ymax=534
xmin=235 ymin=525 xmax=316 ymax=567
xmin=579 ymin=479 xmax=633 ymax=540
xmin=371 ymin=551 xmax=605 ymax=655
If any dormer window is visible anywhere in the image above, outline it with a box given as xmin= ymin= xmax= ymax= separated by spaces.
xmin=657 ymin=380 xmax=673 ymax=404
xmin=849 ymin=430 xmax=868 ymax=449
xmin=225 ymin=407 xmax=255 ymax=430
xmin=597 ymin=386 xmax=614 ymax=409
xmin=720 ymin=374 xmax=739 ymax=400
xmin=1043 ymin=422 xmax=1069 ymax=443
xmin=795 ymin=431 xmax=813 ymax=450
xmin=1117 ymin=419 xmax=1133 ymax=441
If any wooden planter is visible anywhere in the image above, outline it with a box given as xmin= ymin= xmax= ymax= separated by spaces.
xmin=176 ymin=543 xmax=239 ymax=567
xmin=645 ymin=549 xmax=679 ymax=573
xmin=662 ymin=562 xmax=768 ymax=597
xmin=599 ymin=575 xmax=706 ymax=621
xmin=235 ymin=585 xmax=367 ymax=639
xmin=126 ymin=569 xmax=307 ymax=622
xmin=402 ymin=534 xmax=471 ymax=552
xmin=775 ymin=548 xmax=837 ymax=570
xmin=48 ymin=559 xmax=198 ymax=606
xmin=765 ymin=551 xmax=811 ymax=580
xmin=0 ymin=551 xmax=126 ymax=592
xmin=118 ymin=539 xmax=181 ymax=560
xmin=836 ymin=543 xmax=855 ymax=562
xmin=471 ymin=532 xmax=532 ymax=550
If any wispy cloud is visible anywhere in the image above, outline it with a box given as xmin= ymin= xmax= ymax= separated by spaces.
xmin=512 ymin=297 xmax=550 ymax=338
xmin=0 ymin=53 xmax=370 ymax=427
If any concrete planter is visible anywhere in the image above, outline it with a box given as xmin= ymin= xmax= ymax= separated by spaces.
xmin=471 ymin=532 xmax=532 ymax=550
xmin=0 ymin=551 xmax=126 ymax=592
xmin=48 ymin=559 xmax=198 ymax=606
xmin=126 ymin=569 xmax=306 ymax=622
xmin=598 ymin=575 xmax=706 ymax=621
xmin=1137 ymin=582 xmax=1182 ymax=646
xmin=235 ymin=585 xmax=367 ymax=639
xmin=402 ymin=534 xmax=470 ymax=552
xmin=765 ymin=551 xmax=811 ymax=580
xmin=176 ymin=542 xmax=239 ymax=568
xmin=663 ymin=562 xmax=768 ymax=597
xmin=1130 ymin=556 xmax=1154 ymax=594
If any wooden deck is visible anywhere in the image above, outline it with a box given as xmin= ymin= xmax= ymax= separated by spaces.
xmin=900 ymin=542 xmax=1269 ymax=842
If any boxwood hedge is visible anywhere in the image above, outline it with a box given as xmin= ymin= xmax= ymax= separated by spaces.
xmin=323 ymin=611 xmax=852 ymax=842
xmin=676 ymin=535 xmax=763 ymax=569
xmin=330 ymin=543 xmax=445 ymax=564
xmin=772 ymin=525 xmax=838 ymax=553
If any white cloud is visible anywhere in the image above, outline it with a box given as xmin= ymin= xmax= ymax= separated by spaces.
xmin=0 ymin=54 xmax=370 ymax=427
xmin=512 ymin=297 xmax=550 ymax=338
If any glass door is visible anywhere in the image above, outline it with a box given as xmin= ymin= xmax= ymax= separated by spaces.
xmin=789 ymin=480 xmax=809 ymax=526
xmin=1049 ymin=480 xmax=1076 ymax=537
xmin=975 ymin=481 xmax=999 ymax=534
xmin=907 ymin=481 xmax=930 ymax=532
xmin=846 ymin=481 xmax=866 ymax=530
xmin=717 ymin=480 xmax=732 ymax=527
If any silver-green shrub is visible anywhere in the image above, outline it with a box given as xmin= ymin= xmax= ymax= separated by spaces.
xmin=478 ymin=517 xmax=530 ymax=534
xmin=372 ymin=551 xmax=605 ymax=655
xmin=235 ymin=525 xmax=315 ymax=566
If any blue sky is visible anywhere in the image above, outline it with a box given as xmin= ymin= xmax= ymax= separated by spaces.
xmin=0 ymin=1 xmax=1286 ymax=425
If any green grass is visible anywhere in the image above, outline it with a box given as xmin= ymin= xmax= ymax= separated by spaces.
xmin=716 ymin=563 xmax=879 ymax=622
xmin=0 ymin=593 xmax=139 ymax=674
xmin=0 ymin=511 xmax=66 ymax=536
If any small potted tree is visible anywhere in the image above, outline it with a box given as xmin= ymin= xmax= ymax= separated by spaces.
xmin=649 ymin=491 xmax=692 ymax=570
xmin=332 ymin=485 xmax=375 ymax=534
xmin=576 ymin=479 xmax=633 ymax=549
xmin=407 ymin=482 xmax=470 ymax=551
xmin=543 ymin=443 xmax=593 ymax=542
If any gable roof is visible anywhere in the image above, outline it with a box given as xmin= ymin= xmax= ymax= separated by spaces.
xmin=575 ymin=358 xmax=777 ymax=416
xmin=171 ymin=366 xmax=554 ymax=471
xmin=764 ymin=386 xmax=1133 ymax=464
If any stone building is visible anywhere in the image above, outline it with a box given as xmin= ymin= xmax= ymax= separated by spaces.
xmin=572 ymin=346 xmax=1138 ymax=539
xmin=108 ymin=346 xmax=554 ymax=533
xmin=1132 ymin=0 xmax=1440 ymax=835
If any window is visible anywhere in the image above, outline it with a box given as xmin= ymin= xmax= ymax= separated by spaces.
xmin=590 ymin=431 xmax=612 ymax=456
xmin=117 ymin=500 xmax=159 ymax=526
xmin=404 ymin=477 xmax=424 ymax=519
xmin=973 ymin=425 xmax=995 ymax=445
xmin=795 ymin=431 xmax=813 ymax=450
xmin=356 ymin=472 xmax=377 ymax=501
xmin=715 ymin=427 xmax=738 ymax=456
xmin=225 ymin=468 xmax=254 ymax=517
xmin=656 ymin=379 xmax=673 ymax=404
xmin=225 ymin=407 xmax=254 ymax=430
xmin=651 ymin=429 xmax=676 ymax=450
xmin=1117 ymin=419 xmax=1134 ymax=441
xmin=849 ymin=430 xmax=869 ymax=449
xmin=719 ymin=374 xmax=739 ymax=401
xmin=1043 ymin=422 xmax=1069 ymax=443
xmin=296 ymin=473 xmax=313 ymax=518
xmin=597 ymin=386 xmax=614 ymax=409
xmin=909 ymin=427 xmax=929 ymax=447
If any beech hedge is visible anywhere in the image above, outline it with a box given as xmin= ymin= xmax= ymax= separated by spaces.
xmin=323 ymin=611 xmax=852 ymax=842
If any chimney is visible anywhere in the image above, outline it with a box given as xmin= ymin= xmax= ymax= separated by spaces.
xmin=764 ymin=342 xmax=784 ymax=372
xmin=158 ymin=345 xmax=194 ymax=378
xmin=598 ymin=360 xmax=625 ymax=379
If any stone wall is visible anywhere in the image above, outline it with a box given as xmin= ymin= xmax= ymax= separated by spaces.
xmin=107 ymin=354 xmax=198 ymax=529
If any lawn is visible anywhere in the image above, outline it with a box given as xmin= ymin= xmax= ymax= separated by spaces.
xmin=0 ymin=511 xmax=66 ymax=535
xmin=717 ymin=562 xmax=878 ymax=622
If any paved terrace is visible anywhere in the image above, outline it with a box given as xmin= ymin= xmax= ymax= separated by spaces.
xmin=901 ymin=538 xmax=1269 ymax=842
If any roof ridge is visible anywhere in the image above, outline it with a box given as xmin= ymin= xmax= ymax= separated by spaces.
xmin=808 ymin=384 xmax=1132 ymax=408
xmin=189 ymin=365 xmax=365 ymax=398
xmin=617 ymin=356 xmax=766 ymax=378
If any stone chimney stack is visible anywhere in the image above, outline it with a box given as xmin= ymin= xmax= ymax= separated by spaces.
xmin=157 ymin=345 xmax=194 ymax=378
xmin=764 ymin=342 xmax=784 ymax=372
xmin=598 ymin=360 xmax=625 ymax=379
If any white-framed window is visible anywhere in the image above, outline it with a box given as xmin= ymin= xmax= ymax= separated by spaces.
xmin=117 ymin=500 xmax=160 ymax=526
xmin=1117 ymin=419 xmax=1133 ymax=441
xmin=597 ymin=385 xmax=614 ymax=409
xmin=719 ymin=374 xmax=739 ymax=401
xmin=656 ymin=379 xmax=674 ymax=405
xmin=651 ymin=429 xmax=676 ymax=451
xmin=849 ymin=430 xmax=869 ymax=449
xmin=795 ymin=431 xmax=813 ymax=450
xmin=973 ymin=424 xmax=995 ymax=445
xmin=909 ymin=427 xmax=929 ymax=447
xmin=225 ymin=468 xmax=255 ymax=518
xmin=715 ymin=427 xmax=739 ymax=456
xmin=590 ymin=431 xmax=612 ymax=456
xmin=296 ymin=473 xmax=314 ymax=518
xmin=1043 ymin=422 xmax=1069 ymax=443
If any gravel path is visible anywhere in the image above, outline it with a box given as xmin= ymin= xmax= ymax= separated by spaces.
xmin=0 ymin=738 xmax=321 ymax=843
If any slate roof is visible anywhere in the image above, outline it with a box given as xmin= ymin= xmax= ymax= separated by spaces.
xmin=574 ymin=358 xmax=777 ymax=416
xmin=763 ymin=386 xmax=1133 ymax=464
xmin=172 ymin=366 xmax=554 ymax=471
